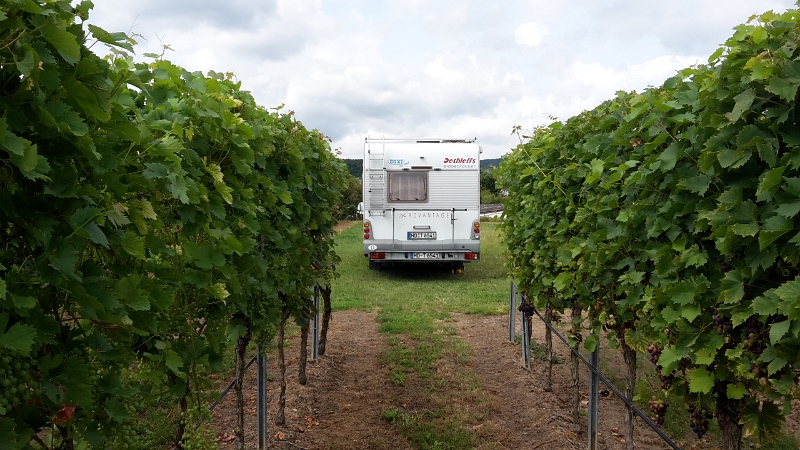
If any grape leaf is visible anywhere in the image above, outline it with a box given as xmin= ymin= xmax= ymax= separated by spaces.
xmin=584 ymin=333 xmax=599 ymax=352
xmin=753 ymin=293 xmax=780 ymax=315
xmin=16 ymin=46 xmax=35 ymax=77
xmin=727 ymin=383 xmax=748 ymax=400
xmin=277 ymin=191 xmax=294 ymax=205
xmin=769 ymin=320 xmax=791 ymax=345
xmin=87 ymin=25 xmax=134 ymax=52
xmin=207 ymin=283 xmax=230 ymax=300
xmin=121 ymin=231 xmax=146 ymax=260
xmin=681 ymin=304 xmax=702 ymax=321
xmin=688 ymin=367 xmax=714 ymax=393
xmin=105 ymin=398 xmax=133 ymax=422
xmin=0 ymin=128 xmax=27 ymax=156
xmin=759 ymin=216 xmax=793 ymax=250
xmin=726 ymin=89 xmax=755 ymax=123
xmin=185 ymin=242 xmax=226 ymax=269
xmin=731 ymin=222 xmax=760 ymax=237
xmin=658 ymin=347 xmax=682 ymax=374
xmin=678 ymin=174 xmax=711 ymax=195
xmin=768 ymin=357 xmax=788 ymax=375
xmin=719 ymin=271 xmax=745 ymax=304
xmin=768 ymin=76 xmax=799 ymax=102
xmin=775 ymin=201 xmax=800 ymax=218
xmin=0 ymin=322 xmax=37 ymax=354
xmin=42 ymin=100 xmax=89 ymax=137
xmin=50 ymin=239 xmax=82 ymax=280
xmin=658 ymin=143 xmax=682 ymax=171
xmin=741 ymin=400 xmax=784 ymax=443
xmin=164 ymin=349 xmax=183 ymax=374
xmin=40 ymin=22 xmax=81 ymax=65
xmin=756 ymin=166 xmax=786 ymax=202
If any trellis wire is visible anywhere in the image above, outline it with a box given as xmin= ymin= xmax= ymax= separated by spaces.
xmin=510 ymin=281 xmax=681 ymax=450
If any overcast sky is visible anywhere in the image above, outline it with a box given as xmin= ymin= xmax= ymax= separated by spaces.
xmin=86 ymin=1 xmax=797 ymax=160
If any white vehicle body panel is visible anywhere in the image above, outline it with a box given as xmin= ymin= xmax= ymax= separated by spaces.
xmin=362 ymin=137 xmax=481 ymax=265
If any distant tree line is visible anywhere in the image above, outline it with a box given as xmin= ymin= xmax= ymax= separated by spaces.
xmin=343 ymin=159 xmax=362 ymax=178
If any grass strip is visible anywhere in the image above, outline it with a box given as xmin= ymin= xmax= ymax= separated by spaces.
xmin=332 ymin=222 xmax=508 ymax=449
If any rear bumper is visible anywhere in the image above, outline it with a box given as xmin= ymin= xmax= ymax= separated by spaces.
xmin=363 ymin=239 xmax=480 ymax=262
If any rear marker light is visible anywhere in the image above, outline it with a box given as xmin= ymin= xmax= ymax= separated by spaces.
xmin=465 ymin=253 xmax=479 ymax=260
xmin=370 ymin=252 xmax=385 ymax=259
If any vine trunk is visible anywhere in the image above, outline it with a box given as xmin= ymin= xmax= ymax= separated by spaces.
xmin=544 ymin=304 xmax=553 ymax=392
xmin=234 ymin=328 xmax=252 ymax=450
xmin=319 ymin=284 xmax=332 ymax=356
xmin=570 ymin=304 xmax=582 ymax=437
xmin=621 ymin=337 xmax=636 ymax=450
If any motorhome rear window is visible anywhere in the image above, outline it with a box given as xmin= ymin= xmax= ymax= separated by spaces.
xmin=387 ymin=172 xmax=428 ymax=202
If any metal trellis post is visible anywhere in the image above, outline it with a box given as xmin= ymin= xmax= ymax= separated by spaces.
xmin=509 ymin=279 xmax=517 ymax=342
xmin=511 ymin=280 xmax=682 ymax=450
xmin=257 ymin=346 xmax=268 ymax=450
xmin=521 ymin=311 xmax=530 ymax=369
xmin=588 ymin=341 xmax=600 ymax=450
xmin=312 ymin=286 xmax=320 ymax=361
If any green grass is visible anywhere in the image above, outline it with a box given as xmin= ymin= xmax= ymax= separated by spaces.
xmin=331 ymin=222 xmax=508 ymax=449
xmin=380 ymin=408 xmax=474 ymax=450
xmin=331 ymin=222 xmax=509 ymax=315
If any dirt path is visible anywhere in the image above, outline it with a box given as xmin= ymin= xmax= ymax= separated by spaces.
xmin=210 ymin=310 xmax=689 ymax=450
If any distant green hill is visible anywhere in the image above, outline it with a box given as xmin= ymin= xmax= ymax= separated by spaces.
xmin=481 ymin=158 xmax=501 ymax=169
xmin=343 ymin=159 xmax=362 ymax=178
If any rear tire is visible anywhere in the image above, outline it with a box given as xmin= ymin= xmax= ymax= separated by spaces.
xmin=451 ymin=262 xmax=465 ymax=274
xmin=369 ymin=260 xmax=382 ymax=271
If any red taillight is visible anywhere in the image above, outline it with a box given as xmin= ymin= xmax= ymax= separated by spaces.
xmin=465 ymin=253 xmax=479 ymax=260
xmin=370 ymin=252 xmax=385 ymax=259
xmin=473 ymin=221 xmax=480 ymax=234
xmin=364 ymin=233 xmax=370 ymax=239
xmin=474 ymin=227 xmax=480 ymax=233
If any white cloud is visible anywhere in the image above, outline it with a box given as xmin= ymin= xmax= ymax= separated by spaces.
xmin=424 ymin=58 xmax=465 ymax=83
xmin=515 ymin=22 xmax=545 ymax=47
xmin=567 ymin=55 xmax=700 ymax=93
xmin=85 ymin=0 xmax=799 ymax=159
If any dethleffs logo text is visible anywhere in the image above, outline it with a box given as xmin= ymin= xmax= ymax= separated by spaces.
xmin=443 ymin=157 xmax=476 ymax=164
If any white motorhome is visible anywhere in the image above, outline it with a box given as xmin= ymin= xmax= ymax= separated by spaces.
xmin=361 ymin=137 xmax=481 ymax=271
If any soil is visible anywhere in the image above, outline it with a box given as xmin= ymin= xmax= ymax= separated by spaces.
xmin=207 ymin=310 xmax=722 ymax=450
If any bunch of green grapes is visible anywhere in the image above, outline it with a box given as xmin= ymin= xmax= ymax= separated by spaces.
xmin=0 ymin=354 xmax=41 ymax=411
xmin=179 ymin=405 xmax=216 ymax=450
xmin=105 ymin=423 xmax=146 ymax=450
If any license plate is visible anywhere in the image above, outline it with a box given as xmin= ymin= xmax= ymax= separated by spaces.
xmin=407 ymin=231 xmax=436 ymax=240
xmin=410 ymin=252 xmax=440 ymax=259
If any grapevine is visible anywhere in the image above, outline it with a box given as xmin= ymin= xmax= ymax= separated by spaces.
xmin=0 ymin=1 xmax=347 ymax=448
xmin=498 ymin=6 xmax=800 ymax=448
